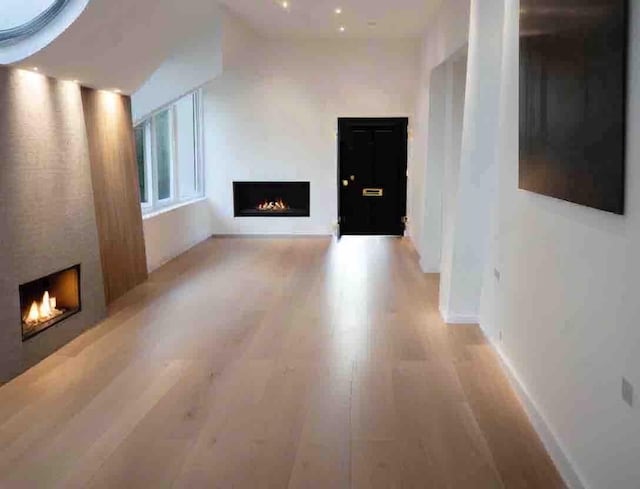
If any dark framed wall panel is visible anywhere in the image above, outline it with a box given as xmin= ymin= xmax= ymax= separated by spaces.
xmin=519 ymin=0 xmax=628 ymax=214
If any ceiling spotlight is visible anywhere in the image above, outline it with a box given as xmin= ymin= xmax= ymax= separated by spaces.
xmin=335 ymin=7 xmax=342 ymax=14
xmin=281 ymin=1 xmax=289 ymax=8
xmin=33 ymin=67 xmax=39 ymax=72
xmin=339 ymin=26 xmax=346 ymax=32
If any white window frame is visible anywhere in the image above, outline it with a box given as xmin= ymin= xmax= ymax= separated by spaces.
xmin=151 ymin=107 xmax=175 ymax=208
xmin=134 ymin=89 xmax=204 ymax=216
xmin=193 ymin=90 xmax=205 ymax=197
xmin=137 ymin=121 xmax=153 ymax=212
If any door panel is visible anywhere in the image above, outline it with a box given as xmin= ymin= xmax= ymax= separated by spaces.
xmin=338 ymin=118 xmax=408 ymax=236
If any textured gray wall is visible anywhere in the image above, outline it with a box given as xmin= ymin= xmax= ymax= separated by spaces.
xmin=0 ymin=66 xmax=106 ymax=382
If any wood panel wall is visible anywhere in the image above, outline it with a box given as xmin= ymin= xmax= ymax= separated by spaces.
xmin=81 ymin=88 xmax=148 ymax=304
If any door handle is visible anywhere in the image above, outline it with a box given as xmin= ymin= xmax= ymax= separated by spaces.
xmin=362 ymin=188 xmax=384 ymax=197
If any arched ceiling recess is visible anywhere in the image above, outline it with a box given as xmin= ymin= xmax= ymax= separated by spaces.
xmin=8 ymin=0 xmax=222 ymax=94
xmin=0 ymin=0 xmax=90 ymax=64
xmin=0 ymin=0 xmax=69 ymax=44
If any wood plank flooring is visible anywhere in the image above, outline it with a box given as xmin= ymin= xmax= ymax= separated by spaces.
xmin=0 ymin=237 xmax=565 ymax=488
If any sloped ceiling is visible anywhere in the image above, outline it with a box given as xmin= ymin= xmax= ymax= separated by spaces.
xmin=10 ymin=0 xmax=442 ymax=93
xmin=12 ymin=0 xmax=222 ymax=94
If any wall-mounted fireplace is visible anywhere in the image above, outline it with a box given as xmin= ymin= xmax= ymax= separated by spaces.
xmin=19 ymin=265 xmax=81 ymax=341
xmin=233 ymin=182 xmax=310 ymax=217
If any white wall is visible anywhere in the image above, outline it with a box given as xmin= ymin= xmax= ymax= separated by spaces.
xmin=131 ymin=5 xmax=223 ymax=122
xmin=419 ymin=62 xmax=447 ymax=272
xmin=133 ymin=8 xmax=260 ymax=271
xmin=203 ymin=38 xmax=420 ymax=235
xmin=134 ymin=16 xmax=419 ymax=263
xmin=476 ymin=1 xmax=640 ymax=487
xmin=438 ymin=0 xmax=505 ymax=322
xmin=411 ymin=0 xmax=507 ymax=324
xmin=142 ymin=199 xmax=215 ymax=272
xmin=409 ymin=0 xmax=470 ymax=264
xmin=132 ymin=6 xmax=258 ymax=122
xmin=438 ymin=54 xmax=468 ymax=319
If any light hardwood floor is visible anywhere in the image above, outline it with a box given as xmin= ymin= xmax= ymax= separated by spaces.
xmin=0 ymin=237 xmax=565 ymax=488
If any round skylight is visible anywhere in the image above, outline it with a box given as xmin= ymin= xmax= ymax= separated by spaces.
xmin=0 ymin=0 xmax=68 ymax=43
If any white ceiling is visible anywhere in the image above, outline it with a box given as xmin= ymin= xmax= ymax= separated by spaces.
xmin=14 ymin=0 xmax=222 ymax=93
xmin=218 ymin=0 xmax=443 ymax=39
xmin=10 ymin=0 xmax=441 ymax=93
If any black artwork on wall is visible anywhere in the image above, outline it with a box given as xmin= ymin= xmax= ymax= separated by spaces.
xmin=519 ymin=0 xmax=628 ymax=214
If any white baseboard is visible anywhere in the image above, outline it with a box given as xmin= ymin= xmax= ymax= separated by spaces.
xmin=147 ymin=234 xmax=212 ymax=273
xmin=419 ymin=256 xmax=440 ymax=274
xmin=487 ymin=336 xmax=587 ymax=489
xmin=211 ymin=233 xmax=332 ymax=238
xmin=439 ymin=306 xmax=478 ymax=324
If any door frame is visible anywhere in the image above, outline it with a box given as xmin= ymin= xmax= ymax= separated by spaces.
xmin=337 ymin=117 xmax=409 ymax=237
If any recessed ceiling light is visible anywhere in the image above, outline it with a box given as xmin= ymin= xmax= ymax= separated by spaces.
xmin=33 ymin=67 xmax=39 ymax=72
xmin=335 ymin=7 xmax=342 ymax=14
xmin=339 ymin=26 xmax=346 ymax=32
xmin=281 ymin=1 xmax=289 ymax=8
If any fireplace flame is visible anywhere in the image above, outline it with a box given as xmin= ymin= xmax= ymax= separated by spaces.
xmin=40 ymin=291 xmax=52 ymax=318
xmin=24 ymin=291 xmax=60 ymax=326
xmin=27 ymin=301 xmax=40 ymax=323
xmin=257 ymin=199 xmax=289 ymax=211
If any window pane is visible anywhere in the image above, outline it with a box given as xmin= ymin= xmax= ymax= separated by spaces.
xmin=134 ymin=124 xmax=147 ymax=203
xmin=154 ymin=110 xmax=172 ymax=201
xmin=136 ymin=90 xmax=202 ymax=215
xmin=175 ymin=93 xmax=198 ymax=200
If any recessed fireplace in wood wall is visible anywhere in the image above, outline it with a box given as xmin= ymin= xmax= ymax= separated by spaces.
xmin=234 ymin=182 xmax=310 ymax=217
xmin=19 ymin=265 xmax=81 ymax=341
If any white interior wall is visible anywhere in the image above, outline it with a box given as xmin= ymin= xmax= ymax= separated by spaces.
xmin=132 ymin=6 xmax=264 ymax=123
xmin=134 ymin=16 xmax=419 ymax=265
xmin=476 ymin=1 xmax=640 ymax=487
xmin=438 ymin=0 xmax=505 ymax=323
xmin=418 ymin=63 xmax=447 ymax=272
xmin=133 ymin=8 xmax=261 ymax=271
xmin=203 ymin=38 xmax=420 ymax=235
xmin=409 ymin=0 xmax=470 ymax=262
xmin=438 ymin=54 xmax=468 ymax=318
xmin=142 ymin=199 xmax=215 ymax=272
xmin=131 ymin=6 xmax=223 ymax=122
xmin=131 ymin=5 xmax=223 ymax=272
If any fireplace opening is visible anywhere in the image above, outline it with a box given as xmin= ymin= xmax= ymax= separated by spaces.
xmin=19 ymin=265 xmax=81 ymax=341
xmin=234 ymin=182 xmax=310 ymax=217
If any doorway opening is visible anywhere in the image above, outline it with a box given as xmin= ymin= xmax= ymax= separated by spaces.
xmin=337 ymin=118 xmax=408 ymax=236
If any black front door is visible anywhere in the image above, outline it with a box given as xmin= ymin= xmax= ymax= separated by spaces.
xmin=338 ymin=118 xmax=408 ymax=236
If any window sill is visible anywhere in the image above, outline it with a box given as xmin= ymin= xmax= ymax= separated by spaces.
xmin=142 ymin=197 xmax=207 ymax=221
